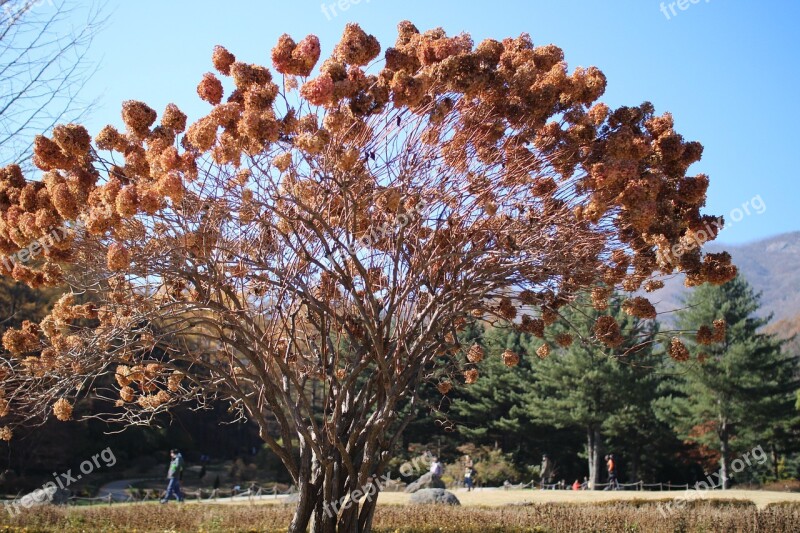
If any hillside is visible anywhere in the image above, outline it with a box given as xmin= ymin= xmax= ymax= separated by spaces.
xmin=649 ymin=231 xmax=800 ymax=324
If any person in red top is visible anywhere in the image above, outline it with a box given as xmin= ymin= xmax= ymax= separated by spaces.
xmin=605 ymin=454 xmax=619 ymax=490
xmin=572 ymin=479 xmax=581 ymax=491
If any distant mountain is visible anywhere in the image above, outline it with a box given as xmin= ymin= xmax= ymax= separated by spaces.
xmin=648 ymin=231 xmax=800 ymax=324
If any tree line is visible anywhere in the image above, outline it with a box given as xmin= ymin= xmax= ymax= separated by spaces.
xmin=401 ymin=275 xmax=799 ymax=489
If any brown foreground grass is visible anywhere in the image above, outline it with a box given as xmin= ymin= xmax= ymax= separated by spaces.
xmin=0 ymin=500 xmax=798 ymax=532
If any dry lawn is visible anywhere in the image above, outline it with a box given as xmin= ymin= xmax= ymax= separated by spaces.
xmin=1 ymin=490 xmax=799 ymax=532
xmin=0 ymin=500 xmax=798 ymax=532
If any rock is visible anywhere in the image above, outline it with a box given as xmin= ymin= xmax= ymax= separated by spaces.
xmin=409 ymin=488 xmax=460 ymax=506
xmin=9 ymin=486 xmax=70 ymax=511
xmin=49 ymin=488 xmax=70 ymax=504
xmin=380 ymin=477 xmax=406 ymax=492
xmin=404 ymin=472 xmax=445 ymax=493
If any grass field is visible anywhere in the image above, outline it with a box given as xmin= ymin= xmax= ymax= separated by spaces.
xmin=1 ymin=500 xmax=798 ymax=532
xmin=1 ymin=490 xmax=799 ymax=532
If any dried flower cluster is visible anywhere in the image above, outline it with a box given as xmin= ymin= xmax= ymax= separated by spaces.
xmin=622 ymin=297 xmax=657 ymax=320
xmin=669 ymin=337 xmax=691 ymax=362
xmin=52 ymin=398 xmax=72 ymax=421
xmin=466 ymin=343 xmax=484 ymax=363
xmin=594 ymin=315 xmax=623 ymax=348
xmin=535 ymin=344 xmax=550 ymax=360
xmin=503 ymin=349 xmax=521 ymax=367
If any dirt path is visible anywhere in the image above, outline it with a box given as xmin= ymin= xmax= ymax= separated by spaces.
xmin=94 ymin=482 xmax=800 ymax=509
xmin=97 ymin=478 xmax=150 ymax=502
xmin=377 ymin=487 xmax=800 ymax=509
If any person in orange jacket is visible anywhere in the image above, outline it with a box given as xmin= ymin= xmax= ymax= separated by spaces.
xmin=605 ymin=454 xmax=619 ymax=490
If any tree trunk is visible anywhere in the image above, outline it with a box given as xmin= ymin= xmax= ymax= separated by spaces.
xmin=288 ymin=439 xmax=316 ymax=533
xmin=770 ymin=445 xmax=780 ymax=481
xmin=587 ymin=426 xmax=601 ymax=489
xmin=719 ymin=425 xmax=730 ymax=489
xmin=630 ymin=447 xmax=640 ymax=484
xmin=287 ymin=443 xmax=383 ymax=533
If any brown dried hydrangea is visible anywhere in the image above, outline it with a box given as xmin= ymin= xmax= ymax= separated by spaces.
xmin=300 ymin=74 xmax=335 ymax=106
xmin=621 ymin=297 xmax=657 ymax=320
xmin=668 ymin=338 xmax=690 ymax=362
xmin=106 ymin=243 xmax=130 ymax=271
xmin=519 ymin=315 xmax=545 ymax=337
xmin=535 ymin=344 xmax=550 ymax=360
xmin=696 ymin=325 xmax=715 ymax=345
xmin=594 ymin=316 xmax=623 ymax=348
xmin=212 ymin=45 xmax=236 ymax=75
xmin=334 ymin=23 xmax=381 ymax=66
xmin=197 ymin=73 xmax=224 ymax=105
xmin=53 ymin=398 xmax=73 ymax=421
xmin=497 ymin=297 xmax=516 ymax=320
xmin=466 ymin=343 xmax=484 ymax=363
xmin=463 ymin=368 xmax=479 ymax=384
xmin=502 ymin=349 xmax=520 ymax=367
xmin=643 ymin=280 xmax=665 ymax=293
xmin=591 ymin=287 xmax=611 ymax=311
xmin=120 ymin=385 xmax=135 ymax=402
xmin=712 ymin=319 xmax=726 ymax=342
xmin=121 ymin=100 xmax=157 ymax=138
xmin=555 ymin=333 xmax=574 ymax=348
xmin=271 ymin=34 xmax=321 ymax=76
xmin=2 ymin=320 xmax=41 ymax=355
xmin=161 ymin=103 xmax=187 ymax=132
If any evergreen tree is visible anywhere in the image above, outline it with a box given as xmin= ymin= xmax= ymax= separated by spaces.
xmin=655 ymin=275 xmax=799 ymax=487
xmin=519 ymin=298 xmax=660 ymax=488
xmin=450 ymin=326 xmax=536 ymax=452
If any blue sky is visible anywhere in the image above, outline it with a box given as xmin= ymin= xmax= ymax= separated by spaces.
xmin=61 ymin=0 xmax=798 ymax=244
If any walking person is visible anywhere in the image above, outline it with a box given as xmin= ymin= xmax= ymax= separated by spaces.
xmin=604 ymin=454 xmax=619 ymax=491
xmin=161 ymin=449 xmax=185 ymax=503
xmin=429 ymin=456 xmax=443 ymax=483
xmin=540 ymin=453 xmax=555 ymax=489
xmin=464 ymin=465 xmax=475 ymax=491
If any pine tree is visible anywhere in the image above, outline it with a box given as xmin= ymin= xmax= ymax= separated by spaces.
xmin=449 ymin=326 xmax=537 ymax=454
xmin=520 ymin=298 xmax=660 ymax=488
xmin=655 ymin=275 xmax=799 ymax=487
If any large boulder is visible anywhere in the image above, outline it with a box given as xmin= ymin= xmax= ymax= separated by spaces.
xmin=409 ymin=488 xmax=460 ymax=506
xmin=404 ymin=472 xmax=445 ymax=493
